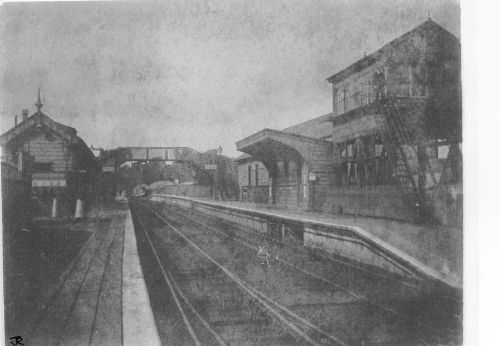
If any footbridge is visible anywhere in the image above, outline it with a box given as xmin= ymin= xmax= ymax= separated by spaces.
xmin=98 ymin=146 xmax=205 ymax=169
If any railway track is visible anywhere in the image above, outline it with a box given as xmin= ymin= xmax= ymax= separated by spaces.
xmin=129 ymin=199 xmax=462 ymax=345
xmin=24 ymin=215 xmax=123 ymax=346
xmin=157 ymin=202 xmax=461 ymax=343
xmin=157 ymin=201 xmax=461 ymax=302
xmin=131 ymin=200 xmax=347 ymax=346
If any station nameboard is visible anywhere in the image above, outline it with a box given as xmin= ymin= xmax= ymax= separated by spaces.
xmin=32 ymin=179 xmax=67 ymax=187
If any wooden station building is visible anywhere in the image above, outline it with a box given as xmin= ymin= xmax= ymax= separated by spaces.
xmin=236 ymin=19 xmax=462 ymax=227
xmin=0 ymin=91 xmax=95 ymax=216
xmin=236 ymin=113 xmax=333 ymax=210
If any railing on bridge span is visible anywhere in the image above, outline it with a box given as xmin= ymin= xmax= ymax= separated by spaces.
xmin=99 ymin=146 xmax=205 ymax=168
xmin=121 ymin=147 xmax=200 ymax=162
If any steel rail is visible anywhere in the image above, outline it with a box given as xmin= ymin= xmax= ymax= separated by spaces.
xmin=132 ymin=210 xmax=201 ymax=346
xmin=166 ymin=201 xmax=461 ymax=306
xmin=132 ymin=199 xmax=347 ymax=346
xmin=149 ymin=201 xmax=445 ymax=345
xmin=133 ymin=209 xmax=227 ymax=346
xmin=165 ymin=205 xmax=381 ymax=302
xmin=132 ymin=201 xmax=321 ymax=346
xmin=155 ymin=200 xmax=421 ymax=288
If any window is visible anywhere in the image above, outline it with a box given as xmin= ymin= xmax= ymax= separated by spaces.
xmin=347 ymin=162 xmax=356 ymax=185
xmin=360 ymin=71 xmax=375 ymax=106
xmin=349 ymin=70 xmax=376 ymax=109
xmin=255 ymin=163 xmax=259 ymax=186
xmin=277 ymin=161 xmax=285 ymax=177
xmin=339 ymin=140 xmax=357 ymax=160
xmin=248 ymin=165 xmax=252 ymax=187
xmin=374 ymin=135 xmax=384 ymax=157
xmin=338 ymin=134 xmax=395 ymax=187
xmin=334 ymin=65 xmax=389 ymax=116
xmin=33 ymin=162 xmax=52 ymax=173
xmin=340 ymin=143 xmax=347 ymax=158
xmin=334 ymin=87 xmax=346 ymax=115
xmin=343 ymin=86 xmax=349 ymax=112
xmin=288 ymin=161 xmax=297 ymax=184
xmin=283 ymin=161 xmax=289 ymax=178
xmin=346 ymin=140 xmax=355 ymax=158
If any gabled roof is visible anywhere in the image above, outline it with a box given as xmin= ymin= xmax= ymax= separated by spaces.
xmin=0 ymin=110 xmax=94 ymax=160
xmin=0 ymin=111 xmax=77 ymax=146
xmin=326 ymin=19 xmax=460 ymax=84
xmin=236 ymin=112 xmax=333 ymax=161
xmin=237 ymin=128 xmax=330 ymax=150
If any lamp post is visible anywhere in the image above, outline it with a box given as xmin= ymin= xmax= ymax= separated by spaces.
xmin=215 ymin=146 xmax=223 ymax=199
xmin=205 ymin=146 xmax=223 ymax=200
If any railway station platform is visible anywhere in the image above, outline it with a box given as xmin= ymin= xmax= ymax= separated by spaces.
xmin=19 ymin=205 xmax=160 ymax=346
xmin=148 ymin=195 xmax=462 ymax=289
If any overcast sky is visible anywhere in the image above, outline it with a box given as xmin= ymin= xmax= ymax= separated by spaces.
xmin=0 ymin=0 xmax=460 ymax=157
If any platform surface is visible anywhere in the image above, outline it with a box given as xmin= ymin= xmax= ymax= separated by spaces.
xmin=24 ymin=208 xmax=160 ymax=346
xmin=152 ymin=194 xmax=462 ymax=288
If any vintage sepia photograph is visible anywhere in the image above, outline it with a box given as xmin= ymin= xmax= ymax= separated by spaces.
xmin=0 ymin=0 xmax=464 ymax=345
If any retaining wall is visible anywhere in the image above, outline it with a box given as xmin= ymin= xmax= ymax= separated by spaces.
xmin=147 ymin=194 xmax=457 ymax=289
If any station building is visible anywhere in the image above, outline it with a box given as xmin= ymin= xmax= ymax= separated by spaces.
xmin=0 ymin=92 xmax=95 ymax=216
xmin=236 ymin=113 xmax=332 ymax=209
xmin=236 ymin=19 xmax=462 ymax=227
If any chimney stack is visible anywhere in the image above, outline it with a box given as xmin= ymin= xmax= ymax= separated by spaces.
xmin=22 ymin=109 xmax=29 ymax=121
xmin=15 ymin=115 xmax=18 ymax=126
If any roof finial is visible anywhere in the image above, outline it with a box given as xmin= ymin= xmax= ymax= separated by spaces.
xmin=428 ymin=10 xmax=431 ymax=20
xmin=35 ymin=87 xmax=43 ymax=113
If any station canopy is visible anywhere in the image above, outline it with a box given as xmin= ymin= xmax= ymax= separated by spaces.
xmin=236 ymin=128 xmax=331 ymax=168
